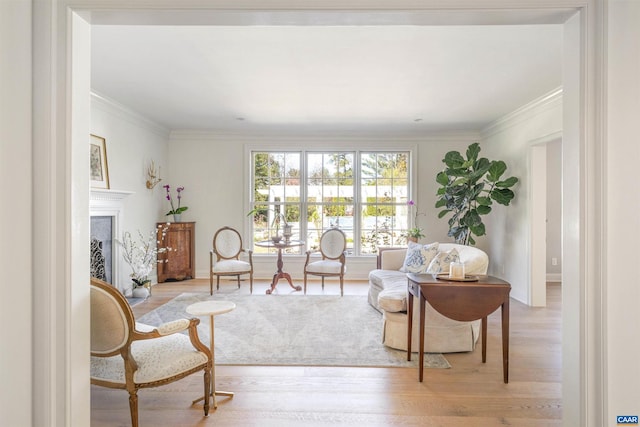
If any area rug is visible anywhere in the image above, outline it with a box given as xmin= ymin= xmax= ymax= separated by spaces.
xmin=138 ymin=293 xmax=450 ymax=369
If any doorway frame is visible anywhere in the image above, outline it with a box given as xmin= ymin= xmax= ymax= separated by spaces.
xmin=31 ymin=2 xmax=603 ymax=426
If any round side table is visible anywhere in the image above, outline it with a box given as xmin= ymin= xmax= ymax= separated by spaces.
xmin=186 ymin=300 xmax=236 ymax=409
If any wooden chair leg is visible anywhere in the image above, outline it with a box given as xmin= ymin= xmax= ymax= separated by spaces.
xmin=128 ymin=389 xmax=139 ymax=427
xmin=210 ymin=273 xmax=213 ymax=295
xmin=237 ymin=275 xmax=241 ymax=288
xmin=217 ymin=276 xmax=220 ymax=290
xmin=340 ymin=275 xmax=344 ymax=297
xmin=203 ymin=367 xmax=211 ymax=416
xmin=303 ymin=273 xmax=307 ymax=294
xmin=249 ymin=273 xmax=253 ymax=294
xmin=321 ymin=277 xmax=325 ymax=290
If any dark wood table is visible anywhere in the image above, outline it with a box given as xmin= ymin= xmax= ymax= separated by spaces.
xmin=255 ymin=240 xmax=305 ymax=294
xmin=406 ymin=273 xmax=511 ymax=383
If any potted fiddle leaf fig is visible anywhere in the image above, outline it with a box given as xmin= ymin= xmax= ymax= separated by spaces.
xmin=435 ymin=142 xmax=518 ymax=246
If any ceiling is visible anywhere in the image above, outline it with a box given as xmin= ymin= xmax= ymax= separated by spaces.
xmin=91 ymin=24 xmax=563 ymax=137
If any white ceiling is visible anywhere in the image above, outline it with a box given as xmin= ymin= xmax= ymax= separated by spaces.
xmin=91 ymin=24 xmax=563 ymax=136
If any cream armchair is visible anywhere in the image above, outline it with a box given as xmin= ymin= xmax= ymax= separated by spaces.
xmin=210 ymin=226 xmax=254 ymax=294
xmin=303 ymin=228 xmax=347 ymax=296
xmin=90 ymin=278 xmax=212 ymax=427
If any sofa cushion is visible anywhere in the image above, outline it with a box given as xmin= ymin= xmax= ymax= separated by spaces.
xmin=368 ymin=269 xmax=406 ymax=291
xmin=378 ymin=287 xmax=408 ymax=312
xmin=426 ymin=248 xmax=460 ymax=274
xmin=399 ymin=241 xmax=439 ymax=273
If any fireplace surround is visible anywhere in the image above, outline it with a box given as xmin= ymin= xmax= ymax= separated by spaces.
xmin=90 ymin=189 xmax=133 ymax=294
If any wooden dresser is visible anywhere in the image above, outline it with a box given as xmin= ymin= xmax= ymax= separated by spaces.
xmin=157 ymin=222 xmax=195 ymax=282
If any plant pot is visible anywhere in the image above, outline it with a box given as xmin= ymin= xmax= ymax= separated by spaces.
xmin=132 ymin=286 xmax=149 ymax=299
xmin=172 ymin=214 xmax=181 ymax=222
xmin=407 ymin=236 xmax=418 ymax=243
xmin=271 ymin=236 xmax=282 ymax=244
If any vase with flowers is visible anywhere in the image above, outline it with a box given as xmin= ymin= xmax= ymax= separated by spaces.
xmin=116 ymin=224 xmax=171 ymax=297
xmin=163 ymin=184 xmax=188 ymax=222
xmin=403 ymin=200 xmax=426 ymax=242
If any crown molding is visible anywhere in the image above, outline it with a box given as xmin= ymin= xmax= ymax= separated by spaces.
xmin=91 ymin=91 xmax=170 ymax=137
xmin=480 ymin=87 xmax=563 ymax=138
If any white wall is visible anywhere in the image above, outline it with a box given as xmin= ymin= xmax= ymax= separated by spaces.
xmin=481 ymin=90 xmax=563 ymax=304
xmin=0 ymin=1 xmax=32 ymax=426
xmin=546 ymin=138 xmax=562 ymax=279
xmin=606 ymin=0 xmax=640 ymax=420
xmin=167 ymin=132 xmax=479 ymax=280
xmin=91 ymin=94 xmax=170 ymax=289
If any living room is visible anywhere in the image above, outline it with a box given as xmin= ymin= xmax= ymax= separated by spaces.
xmin=87 ymin=20 xmax=562 ymax=425
xmin=89 ymin=24 xmax=563 ymax=304
xmin=5 ymin=2 xmax=640 ymax=426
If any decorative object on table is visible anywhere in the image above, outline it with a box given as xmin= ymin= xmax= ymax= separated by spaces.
xmin=435 ymin=142 xmax=518 ymax=245
xmin=282 ymin=223 xmax=293 ymax=242
xmin=90 ymin=278 xmax=213 ymax=426
xmin=163 ymin=184 xmax=188 ymax=222
xmin=89 ymin=134 xmax=109 ymax=189
xmin=116 ymin=224 xmax=171 ymax=297
xmin=402 ymin=200 xmax=426 ymax=243
xmin=145 ymin=159 xmax=162 ymax=189
xmin=303 ymin=228 xmax=347 ymax=296
xmin=271 ymin=210 xmax=289 ymax=240
xmin=211 ymin=226 xmax=254 ymax=295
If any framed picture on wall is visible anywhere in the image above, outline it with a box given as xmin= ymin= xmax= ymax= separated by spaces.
xmin=90 ymin=134 xmax=110 ymax=189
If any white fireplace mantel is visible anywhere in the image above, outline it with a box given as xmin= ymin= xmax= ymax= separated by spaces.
xmin=90 ymin=189 xmax=134 ymax=293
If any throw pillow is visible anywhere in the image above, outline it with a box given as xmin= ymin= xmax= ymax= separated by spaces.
xmin=426 ymin=248 xmax=461 ymax=274
xmin=400 ymin=241 xmax=439 ymax=273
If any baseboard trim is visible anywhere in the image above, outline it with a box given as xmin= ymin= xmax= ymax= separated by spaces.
xmin=546 ymin=273 xmax=562 ymax=282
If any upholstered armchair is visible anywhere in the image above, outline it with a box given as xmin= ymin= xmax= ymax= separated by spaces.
xmin=210 ymin=226 xmax=254 ymax=294
xmin=303 ymin=228 xmax=347 ymax=296
xmin=90 ymin=278 xmax=212 ymax=427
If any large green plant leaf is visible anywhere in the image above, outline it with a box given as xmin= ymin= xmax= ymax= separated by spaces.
xmin=444 ymin=151 xmax=465 ymax=168
xmin=491 ymin=188 xmax=515 ymax=205
xmin=496 ymin=176 xmax=519 ymax=188
xmin=476 ymin=196 xmax=492 ymax=206
xmin=476 ymin=205 xmax=492 ymax=215
xmin=469 ymin=222 xmax=486 ymax=237
xmin=466 ymin=143 xmax=481 ymax=162
xmin=487 ymin=160 xmax=507 ymax=182
xmin=436 ymin=171 xmax=449 ymax=186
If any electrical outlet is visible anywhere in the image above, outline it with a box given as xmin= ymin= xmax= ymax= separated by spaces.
xmin=551 ymin=257 xmax=558 ymax=266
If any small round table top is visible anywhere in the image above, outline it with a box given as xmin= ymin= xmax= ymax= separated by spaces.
xmin=255 ymin=239 xmax=305 ymax=249
xmin=186 ymin=300 xmax=236 ymax=317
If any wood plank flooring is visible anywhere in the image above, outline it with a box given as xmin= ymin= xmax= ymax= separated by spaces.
xmin=91 ymin=279 xmax=562 ymax=426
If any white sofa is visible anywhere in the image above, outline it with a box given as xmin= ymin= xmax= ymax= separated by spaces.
xmin=368 ymin=243 xmax=489 ymax=353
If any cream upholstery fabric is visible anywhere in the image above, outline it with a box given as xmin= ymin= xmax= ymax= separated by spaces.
xmin=305 ymin=259 xmax=344 ymax=274
xmin=213 ymin=259 xmax=251 ymax=273
xmin=91 ymin=323 xmax=208 ymax=384
xmin=368 ymin=243 xmax=489 ymax=353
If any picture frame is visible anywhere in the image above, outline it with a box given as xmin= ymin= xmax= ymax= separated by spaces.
xmin=90 ymin=134 xmax=110 ymax=189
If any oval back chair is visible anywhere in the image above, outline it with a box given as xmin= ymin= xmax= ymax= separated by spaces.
xmin=90 ymin=278 xmax=212 ymax=427
xmin=210 ymin=226 xmax=254 ymax=294
xmin=303 ymin=228 xmax=347 ymax=296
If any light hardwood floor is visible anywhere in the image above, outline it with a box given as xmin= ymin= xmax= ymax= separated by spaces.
xmin=91 ymin=278 xmax=562 ymax=426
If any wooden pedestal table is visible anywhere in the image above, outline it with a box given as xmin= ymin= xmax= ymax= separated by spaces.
xmin=406 ymin=273 xmax=511 ymax=383
xmin=186 ymin=300 xmax=236 ymax=409
xmin=255 ymin=240 xmax=305 ymax=294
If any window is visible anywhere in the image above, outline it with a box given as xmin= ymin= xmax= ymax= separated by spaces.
xmin=249 ymin=150 xmax=411 ymax=255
